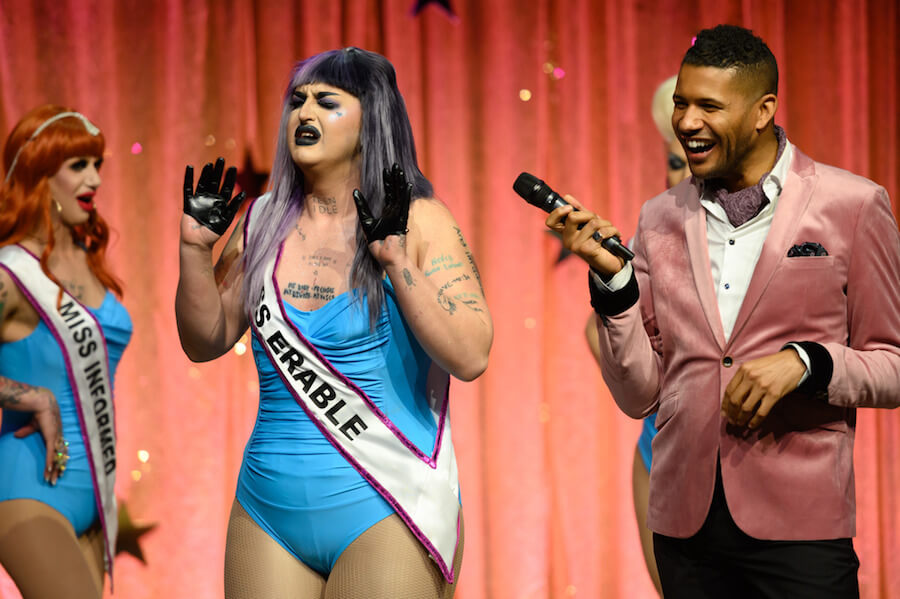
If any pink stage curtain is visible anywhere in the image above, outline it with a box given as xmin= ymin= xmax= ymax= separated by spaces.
xmin=0 ymin=1 xmax=897 ymax=597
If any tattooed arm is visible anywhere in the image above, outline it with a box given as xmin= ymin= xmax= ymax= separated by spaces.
xmin=380 ymin=199 xmax=493 ymax=381
xmin=0 ymin=271 xmax=66 ymax=483
xmin=0 ymin=377 xmax=66 ymax=483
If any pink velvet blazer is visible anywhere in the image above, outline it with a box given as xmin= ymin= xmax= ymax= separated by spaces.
xmin=595 ymin=148 xmax=900 ymax=540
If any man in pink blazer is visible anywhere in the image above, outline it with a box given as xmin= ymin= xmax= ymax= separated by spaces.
xmin=548 ymin=25 xmax=900 ymax=598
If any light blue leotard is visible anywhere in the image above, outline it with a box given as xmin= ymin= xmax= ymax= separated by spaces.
xmin=0 ymin=291 xmax=132 ymax=535
xmin=235 ymin=280 xmax=441 ymax=575
xmin=637 ymin=413 xmax=657 ymax=470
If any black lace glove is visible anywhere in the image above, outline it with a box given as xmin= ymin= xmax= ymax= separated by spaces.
xmin=183 ymin=157 xmax=245 ymax=235
xmin=352 ymin=163 xmax=412 ymax=242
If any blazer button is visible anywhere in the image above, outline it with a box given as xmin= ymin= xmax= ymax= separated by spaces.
xmin=722 ymin=356 xmax=733 ymax=367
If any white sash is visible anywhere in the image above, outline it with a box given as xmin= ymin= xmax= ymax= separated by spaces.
xmin=245 ymin=198 xmax=460 ymax=582
xmin=0 ymin=245 xmax=117 ymax=576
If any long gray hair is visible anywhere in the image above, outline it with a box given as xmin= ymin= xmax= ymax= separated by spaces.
xmin=242 ymin=47 xmax=432 ymax=326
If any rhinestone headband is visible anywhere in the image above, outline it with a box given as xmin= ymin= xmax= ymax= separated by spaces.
xmin=4 ymin=112 xmax=100 ymax=184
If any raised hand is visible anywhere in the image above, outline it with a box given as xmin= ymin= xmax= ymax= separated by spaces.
xmin=183 ymin=157 xmax=245 ymax=238
xmin=353 ymin=163 xmax=412 ymax=244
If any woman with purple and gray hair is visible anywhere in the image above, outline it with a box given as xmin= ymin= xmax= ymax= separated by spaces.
xmin=176 ymin=47 xmax=492 ymax=598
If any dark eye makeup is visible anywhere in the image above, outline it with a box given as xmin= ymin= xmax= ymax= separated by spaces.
xmin=290 ymin=89 xmax=341 ymax=110
xmin=68 ymin=157 xmax=102 ymax=172
xmin=668 ymin=153 xmax=687 ymax=171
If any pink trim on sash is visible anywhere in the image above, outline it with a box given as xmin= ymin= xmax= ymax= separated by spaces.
xmin=245 ymin=195 xmax=459 ymax=582
xmin=250 ymin=323 xmax=457 ymax=582
xmin=270 ymin=242 xmax=450 ymax=466
xmin=0 ymin=251 xmax=117 ymax=581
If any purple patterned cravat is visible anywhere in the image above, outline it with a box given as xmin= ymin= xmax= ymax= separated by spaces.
xmin=708 ymin=125 xmax=787 ymax=227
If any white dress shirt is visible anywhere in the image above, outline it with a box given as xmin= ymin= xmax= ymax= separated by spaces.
xmin=596 ymin=140 xmax=811 ymax=375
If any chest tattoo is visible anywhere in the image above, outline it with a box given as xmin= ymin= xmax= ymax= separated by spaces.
xmin=283 ymin=282 xmax=336 ymax=302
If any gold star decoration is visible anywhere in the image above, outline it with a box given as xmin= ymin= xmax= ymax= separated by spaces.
xmin=116 ymin=499 xmax=157 ymax=565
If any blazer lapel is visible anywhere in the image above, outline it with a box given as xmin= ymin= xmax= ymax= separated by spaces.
xmin=684 ymin=183 xmax=727 ymax=350
xmin=726 ymin=150 xmax=818 ymax=347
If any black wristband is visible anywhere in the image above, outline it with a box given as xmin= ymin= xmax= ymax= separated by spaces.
xmin=788 ymin=341 xmax=834 ymax=398
xmin=588 ymin=267 xmax=639 ymax=316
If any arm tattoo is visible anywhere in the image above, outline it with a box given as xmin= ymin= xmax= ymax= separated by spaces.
xmin=425 ymin=253 xmax=463 ymax=277
xmin=453 ymin=226 xmax=484 ymax=292
xmin=437 ymin=288 xmax=457 ymax=314
xmin=402 ymin=268 xmax=415 ymax=288
xmin=439 ymin=274 xmax=471 ymax=291
xmin=435 ymin=274 xmax=472 ymax=315
xmin=453 ymin=291 xmax=485 ymax=313
xmin=0 ymin=378 xmax=34 ymax=408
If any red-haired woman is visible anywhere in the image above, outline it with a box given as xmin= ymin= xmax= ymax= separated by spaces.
xmin=0 ymin=105 xmax=131 ymax=598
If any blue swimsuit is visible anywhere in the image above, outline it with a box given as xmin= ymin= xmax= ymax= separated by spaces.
xmin=235 ymin=281 xmax=440 ymax=575
xmin=0 ymin=291 xmax=132 ymax=535
xmin=637 ymin=414 xmax=658 ymax=470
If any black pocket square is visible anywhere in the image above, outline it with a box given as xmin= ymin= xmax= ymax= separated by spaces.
xmin=787 ymin=242 xmax=828 ymax=257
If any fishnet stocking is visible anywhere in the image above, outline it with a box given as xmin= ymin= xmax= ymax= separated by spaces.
xmin=0 ymin=499 xmax=103 ymax=599
xmin=224 ymin=499 xmax=464 ymax=599
xmin=325 ymin=512 xmax=464 ymax=599
xmin=224 ymin=499 xmax=326 ymax=599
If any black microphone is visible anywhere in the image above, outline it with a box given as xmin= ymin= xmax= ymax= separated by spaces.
xmin=513 ymin=172 xmax=635 ymax=262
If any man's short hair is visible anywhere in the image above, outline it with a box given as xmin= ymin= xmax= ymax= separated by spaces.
xmin=683 ymin=24 xmax=778 ymax=96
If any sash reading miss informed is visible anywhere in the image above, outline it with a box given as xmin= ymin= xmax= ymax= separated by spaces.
xmin=0 ymin=245 xmax=118 ymax=577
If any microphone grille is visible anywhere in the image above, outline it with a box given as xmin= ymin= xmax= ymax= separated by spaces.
xmin=513 ymin=172 xmax=543 ymax=204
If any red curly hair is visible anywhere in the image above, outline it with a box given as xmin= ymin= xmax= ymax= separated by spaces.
xmin=1 ymin=105 xmax=123 ymax=299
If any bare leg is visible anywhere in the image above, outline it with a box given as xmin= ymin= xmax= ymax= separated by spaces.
xmin=224 ymin=499 xmax=326 ymax=599
xmin=325 ymin=511 xmax=464 ymax=599
xmin=633 ymin=447 xmax=663 ymax=596
xmin=0 ymin=499 xmax=102 ymax=599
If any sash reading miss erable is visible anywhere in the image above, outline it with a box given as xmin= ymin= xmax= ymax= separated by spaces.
xmin=245 ymin=197 xmax=461 ymax=582
xmin=0 ymin=245 xmax=118 ymax=577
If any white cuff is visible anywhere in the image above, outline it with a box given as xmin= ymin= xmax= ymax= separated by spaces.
xmin=784 ymin=342 xmax=811 ymax=386
xmin=589 ymin=262 xmax=633 ymax=293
